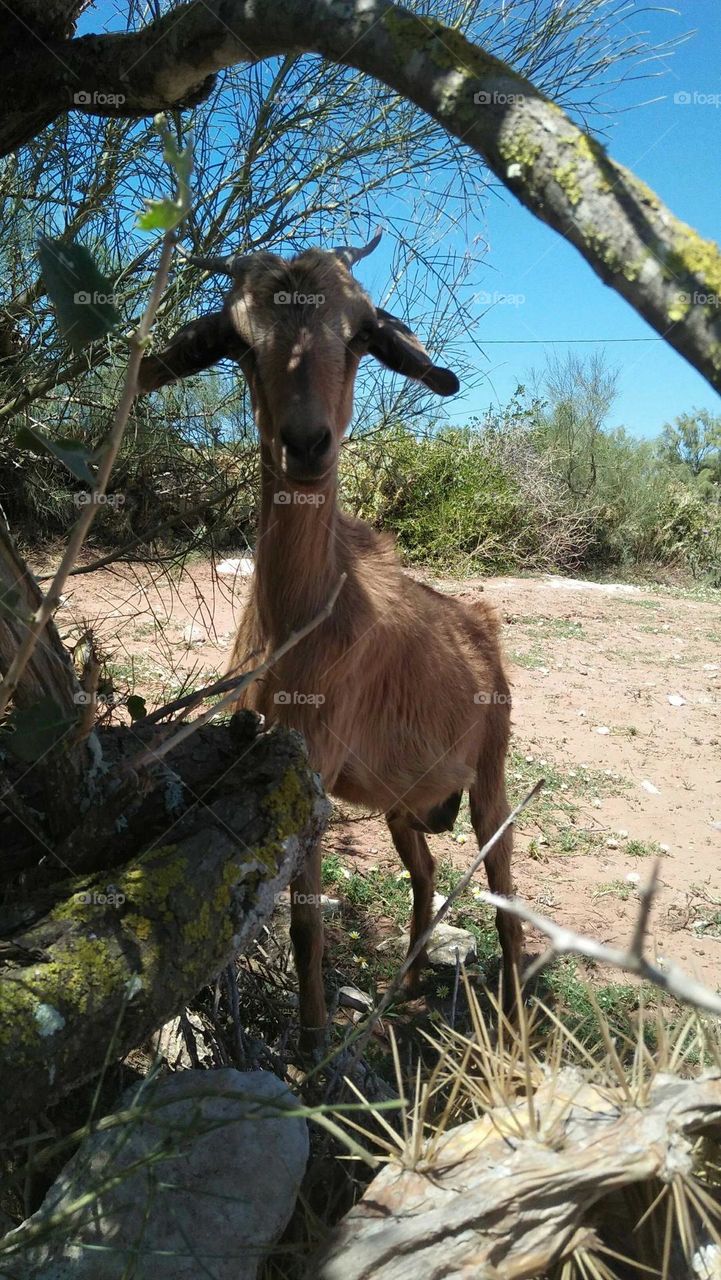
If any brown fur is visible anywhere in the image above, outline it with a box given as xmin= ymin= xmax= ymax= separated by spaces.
xmin=220 ymin=249 xmax=523 ymax=1047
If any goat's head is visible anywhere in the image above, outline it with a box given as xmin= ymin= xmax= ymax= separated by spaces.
xmin=138 ymin=233 xmax=459 ymax=486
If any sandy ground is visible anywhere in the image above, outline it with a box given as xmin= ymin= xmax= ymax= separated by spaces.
xmin=52 ymin=555 xmax=721 ymax=991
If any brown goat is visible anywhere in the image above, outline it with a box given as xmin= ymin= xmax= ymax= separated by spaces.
xmin=139 ymin=236 xmax=522 ymax=1048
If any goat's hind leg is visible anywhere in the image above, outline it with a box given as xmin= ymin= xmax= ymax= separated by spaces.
xmin=469 ymin=767 xmax=522 ymax=1010
xmin=289 ymin=839 xmax=327 ymax=1054
xmin=386 ymin=813 xmax=435 ymax=995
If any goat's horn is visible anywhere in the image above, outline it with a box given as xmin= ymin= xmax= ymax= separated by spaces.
xmin=332 ymin=228 xmax=383 ymax=269
xmin=180 ymin=249 xmax=248 ymax=277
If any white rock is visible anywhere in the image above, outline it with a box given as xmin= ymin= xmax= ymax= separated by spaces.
xmin=595 ymin=725 xmax=611 ymax=735
xmin=183 ymin=621 xmax=207 ymax=647
xmin=641 ymin=779 xmax=660 ymax=795
xmin=217 ymin=557 xmax=255 ymax=577
xmin=667 ymin=693 xmax=686 ymax=707
xmin=5 ymin=1069 xmax=308 ymax=1280
xmin=428 ymin=923 xmax=477 ymax=968
xmin=338 ymin=986 xmax=374 ymax=1013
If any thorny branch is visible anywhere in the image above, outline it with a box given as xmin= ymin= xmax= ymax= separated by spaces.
xmin=484 ymin=859 xmax=721 ymax=1017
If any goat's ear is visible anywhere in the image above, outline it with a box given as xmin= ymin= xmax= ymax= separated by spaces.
xmin=137 ymin=310 xmax=249 ymax=394
xmin=367 ymin=309 xmax=459 ymax=397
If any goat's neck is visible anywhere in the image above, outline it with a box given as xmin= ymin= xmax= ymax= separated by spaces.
xmin=254 ymin=441 xmax=341 ymax=639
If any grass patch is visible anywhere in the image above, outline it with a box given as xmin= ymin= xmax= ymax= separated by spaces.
xmin=592 ymin=879 xmax=636 ymax=901
xmin=512 ymin=615 xmax=588 ymax=640
xmin=507 ymin=746 xmax=628 ymax=856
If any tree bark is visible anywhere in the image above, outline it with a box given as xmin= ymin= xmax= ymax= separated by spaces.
xmin=1 ymin=2 xmax=721 ymax=390
xmin=0 ymin=520 xmax=92 ymax=832
xmin=0 ymin=716 xmax=329 ymax=1138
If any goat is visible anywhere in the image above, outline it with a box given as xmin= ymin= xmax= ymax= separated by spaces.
xmin=139 ymin=235 xmax=522 ymax=1049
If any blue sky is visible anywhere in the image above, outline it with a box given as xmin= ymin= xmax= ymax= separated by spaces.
xmin=455 ymin=0 xmax=721 ymax=437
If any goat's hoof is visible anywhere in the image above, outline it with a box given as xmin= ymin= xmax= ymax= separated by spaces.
xmin=401 ymin=958 xmax=428 ymax=999
xmin=298 ymin=1025 xmax=327 ymax=1060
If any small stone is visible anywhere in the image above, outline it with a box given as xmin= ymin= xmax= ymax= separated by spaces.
xmin=667 ymin=693 xmax=686 ymax=707
xmin=595 ymin=725 xmax=611 ymax=735
xmin=320 ymin=895 xmax=341 ymax=916
xmin=606 ymin=838 xmax=619 ymax=849
xmin=338 ymin=986 xmax=374 ymax=1013
xmin=427 ymin=923 xmax=477 ymax=969
xmin=641 ymin=779 xmax=660 ymax=795
xmin=183 ymin=621 xmax=207 ymax=647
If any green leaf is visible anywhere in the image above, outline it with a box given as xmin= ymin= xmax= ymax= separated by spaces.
xmin=37 ymin=236 xmax=121 ymax=351
xmin=2 ymin=697 xmax=77 ymax=762
xmin=126 ymin=695 xmax=147 ymax=722
xmin=0 ymin=587 xmax=32 ymax=625
xmin=15 ymin=425 xmax=98 ymax=485
xmin=136 ymin=199 xmax=184 ymax=232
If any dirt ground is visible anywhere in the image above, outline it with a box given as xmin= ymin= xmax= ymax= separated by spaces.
xmin=52 ymin=555 xmax=721 ymax=992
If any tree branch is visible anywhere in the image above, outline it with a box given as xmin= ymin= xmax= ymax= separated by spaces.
xmin=3 ymin=2 xmax=721 ymax=388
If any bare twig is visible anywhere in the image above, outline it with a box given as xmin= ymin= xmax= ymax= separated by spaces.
xmin=0 ymin=136 xmax=186 ymax=720
xmin=484 ymin=871 xmax=721 ymax=1017
xmin=127 ymin=573 xmax=346 ymax=772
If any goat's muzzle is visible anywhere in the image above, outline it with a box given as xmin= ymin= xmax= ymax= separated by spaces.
xmin=279 ymin=422 xmax=333 ymax=483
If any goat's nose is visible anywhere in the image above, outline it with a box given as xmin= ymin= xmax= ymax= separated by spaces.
xmin=279 ymin=423 xmax=332 ymax=472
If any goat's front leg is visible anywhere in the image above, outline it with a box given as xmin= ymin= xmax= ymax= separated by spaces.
xmin=289 ymin=839 xmax=327 ymax=1054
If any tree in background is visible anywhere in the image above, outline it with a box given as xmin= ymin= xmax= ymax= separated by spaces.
xmin=659 ymin=409 xmax=721 ymax=485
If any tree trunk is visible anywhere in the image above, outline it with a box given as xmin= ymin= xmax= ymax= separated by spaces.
xmin=0 ymin=714 xmax=329 ymax=1138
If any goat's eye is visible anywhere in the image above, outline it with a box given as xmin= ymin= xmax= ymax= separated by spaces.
xmin=353 ymin=323 xmax=374 ymax=346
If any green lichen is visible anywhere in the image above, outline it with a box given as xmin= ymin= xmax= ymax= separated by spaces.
xmin=498 ymin=133 xmax=541 ymax=169
xmin=668 ymin=293 xmax=691 ymax=323
xmin=381 ymin=10 xmax=510 ymax=80
xmin=663 ymin=227 xmax=721 ymax=311
xmin=552 ymin=131 xmax=612 ymax=205
xmin=553 ymin=161 xmax=582 ymax=206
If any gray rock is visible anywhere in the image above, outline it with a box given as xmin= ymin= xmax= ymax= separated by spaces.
xmin=338 ymin=985 xmax=373 ymax=1013
xmin=2 ymin=1068 xmax=308 ymax=1279
xmin=427 ymin=922 xmax=477 ymax=968
xmin=399 ymin=922 xmax=477 ymax=969
xmin=182 ymin=621 xmax=207 ymax=647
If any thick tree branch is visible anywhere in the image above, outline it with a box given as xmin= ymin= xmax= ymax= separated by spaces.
xmin=0 ymin=718 xmax=330 ymax=1137
xmin=2 ymin=2 xmax=721 ymax=389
